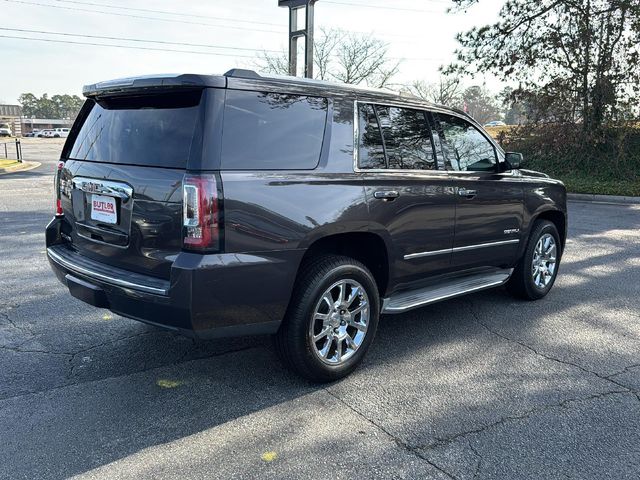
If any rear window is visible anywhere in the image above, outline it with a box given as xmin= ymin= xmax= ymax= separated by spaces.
xmin=68 ymin=91 xmax=201 ymax=168
xmin=221 ymin=90 xmax=328 ymax=170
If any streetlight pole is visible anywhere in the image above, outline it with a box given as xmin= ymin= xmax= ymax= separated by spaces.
xmin=278 ymin=0 xmax=318 ymax=79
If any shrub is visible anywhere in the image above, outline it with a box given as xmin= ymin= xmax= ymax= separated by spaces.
xmin=498 ymin=123 xmax=640 ymax=196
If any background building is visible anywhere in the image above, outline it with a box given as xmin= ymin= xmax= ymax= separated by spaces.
xmin=0 ymin=105 xmax=23 ymax=136
xmin=21 ymin=118 xmax=74 ymax=134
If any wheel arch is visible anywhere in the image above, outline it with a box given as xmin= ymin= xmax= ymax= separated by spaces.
xmin=296 ymin=231 xmax=391 ymax=297
xmin=533 ymin=209 xmax=567 ymax=250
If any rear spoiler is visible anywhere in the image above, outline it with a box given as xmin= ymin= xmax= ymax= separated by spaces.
xmin=82 ymin=74 xmax=227 ymax=98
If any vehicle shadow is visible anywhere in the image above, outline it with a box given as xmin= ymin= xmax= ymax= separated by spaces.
xmin=0 ymin=204 xmax=638 ymax=478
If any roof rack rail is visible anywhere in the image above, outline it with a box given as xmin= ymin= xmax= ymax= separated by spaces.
xmin=224 ymin=69 xmax=262 ymax=79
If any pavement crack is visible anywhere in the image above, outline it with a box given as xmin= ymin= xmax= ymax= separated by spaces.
xmin=1 ymin=310 xmax=72 ymax=355
xmin=0 ymin=309 xmax=32 ymax=337
xmin=605 ymin=364 xmax=640 ymax=379
xmin=465 ymin=299 xmax=633 ymax=392
xmin=467 ymin=440 xmax=482 ymax=480
xmin=324 ymin=388 xmax=459 ymax=480
xmin=420 ymin=390 xmax=629 ymax=453
xmin=0 ymin=344 xmax=72 ymax=356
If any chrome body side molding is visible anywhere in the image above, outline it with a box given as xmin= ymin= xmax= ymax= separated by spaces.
xmin=404 ymin=239 xmax=520 ymax=260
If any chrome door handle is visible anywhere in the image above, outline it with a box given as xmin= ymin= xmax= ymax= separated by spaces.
xmin=374 ymin=190 xmax=400 ymax=200
xmin=458 ymin=188 xmax=477 ymax=199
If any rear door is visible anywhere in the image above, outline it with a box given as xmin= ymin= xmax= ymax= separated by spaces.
xmin=356 ymin=101 xmax=457 ymax=289
xmin=59 ymin=89 xmax=210 ymax=279
xmin=432 ymin=112 xmax=524 ymax=270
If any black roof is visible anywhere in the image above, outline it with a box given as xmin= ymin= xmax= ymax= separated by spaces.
xmin=82 ymin=69 xmax=468 ymax=119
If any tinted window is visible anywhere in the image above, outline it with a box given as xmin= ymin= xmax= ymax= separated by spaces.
xmin=68 ymin=91 xmax=201 ymax=168
xmin=358 ymin=103 xmax=386 ymax=169
xmin=221 ymin=91 xmax=327 ymax=170
xmin=436 ymin=113 xmax=497 ymax=172
xmin=376 ymin=106 xmax=435 ymax=170
xmin=358 ymin=103 xmax=436 ymax=170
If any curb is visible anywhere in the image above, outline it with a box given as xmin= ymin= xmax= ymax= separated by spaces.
xmin=0 ymin=161 xmax=41 ymax=175
xmin=568 ymin=193 xmax=640 ymax=205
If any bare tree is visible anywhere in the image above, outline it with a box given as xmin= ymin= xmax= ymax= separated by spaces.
xmin=255 ymin=28 xmax=400 ymax=88
xmin=462 ymin=85 xmax=502 ymax=124
xmin=256 ymin=50 xmax=289 ymax=77
xmin=407 ymin=77 xmax=463 ymax=106
xmin=313 ymin=28 xmax=341 ymax=81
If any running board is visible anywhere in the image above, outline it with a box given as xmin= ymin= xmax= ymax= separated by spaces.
xmin=382 ymin=269 xmax=513 ymax=314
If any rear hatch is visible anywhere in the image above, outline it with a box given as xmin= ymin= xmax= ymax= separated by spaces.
xmin=58 ymin=85 xmax=213 ymax=280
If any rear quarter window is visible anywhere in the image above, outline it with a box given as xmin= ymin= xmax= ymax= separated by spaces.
xmin=221 ymin=90 xmax=328 ymax=170
xmin=68 ymin=91 xmax=202 ymax=169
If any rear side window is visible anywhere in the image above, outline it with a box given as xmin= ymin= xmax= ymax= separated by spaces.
xmin=376 ymin=106 xmax=436 ymax=170
xmin=221 ymin=90 xmax=328 ymax=170
xmin=358 ymin=103 xmax=386 ymax=169
xmin=68 ymin=91 xmax=202 ymax=168
xmin=357 ymin=103 xmax=436 ymax=170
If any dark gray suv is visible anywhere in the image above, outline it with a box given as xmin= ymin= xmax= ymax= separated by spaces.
xmin=47 ymin=69 xmax=567 ymax=382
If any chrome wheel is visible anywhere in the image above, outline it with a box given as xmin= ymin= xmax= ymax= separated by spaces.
xmin=532 ymin=233 xmax=557 ymax=289
xmin=309 ymin=279 xmax=370 ymax=365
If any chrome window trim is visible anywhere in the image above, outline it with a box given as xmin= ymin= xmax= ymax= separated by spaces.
xmin=353 ymin=99 xmax=359 ymax=170
xmin=404 ymin=238 xmax=520 ymax=260
xmin=352 ymin=99 xmax=508 ymax=175
xmin=47 ymin=247 xmax=168 ymax=296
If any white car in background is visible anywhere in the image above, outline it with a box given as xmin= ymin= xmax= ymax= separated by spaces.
xmin=48 ymin=128 xmax=70 ymax=138
xmin=0 ymin=124 xmax=11 ymax=137
xmin=38 ymin=129 xmax=54 ymax=137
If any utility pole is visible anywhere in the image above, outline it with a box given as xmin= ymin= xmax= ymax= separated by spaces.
xmin=278 ymin=0 xmax=318 ymax=79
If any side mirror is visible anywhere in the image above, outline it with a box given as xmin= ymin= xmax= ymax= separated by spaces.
xmin=504 ymin=152 xmax=523 ymax=170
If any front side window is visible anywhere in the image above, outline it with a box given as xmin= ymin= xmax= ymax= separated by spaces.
xmin=221 ymin=90 xmax=328 ymax=170
xmin=358 ymin=103 xmax=436 ymax=170
xmin=436 ymin=113 xmax=497 ymax=172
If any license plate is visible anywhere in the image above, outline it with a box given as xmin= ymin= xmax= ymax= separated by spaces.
xmin=90 ymin=194 xmax=117 ymax=224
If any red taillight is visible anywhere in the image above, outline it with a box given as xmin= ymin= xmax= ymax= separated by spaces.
xmin=55 ymin=160 xmax=64 ymax=217
xmin=182 ymin=173 xmax=220 ymax=251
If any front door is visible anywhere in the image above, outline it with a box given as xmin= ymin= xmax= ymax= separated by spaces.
xmin=356 ymin=102 xmax=457 ymax=289
xmin=432 ymin=112 xmax=524 ymax=270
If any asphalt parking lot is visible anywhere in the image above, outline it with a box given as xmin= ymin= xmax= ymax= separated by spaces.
xmin=1 ymin=140 xmax=639 ymax=479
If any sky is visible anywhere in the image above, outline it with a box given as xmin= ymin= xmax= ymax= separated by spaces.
xmin=0 ymin=0 xmax=506 ymax=105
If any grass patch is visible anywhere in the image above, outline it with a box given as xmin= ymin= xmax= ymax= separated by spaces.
xmin=546 ymin=172 xmax=640 ymax=197
xmin=485 ymin=125 xmax=515 ymax=138
xmin=499 ymin=124 xmax=640 ymax=197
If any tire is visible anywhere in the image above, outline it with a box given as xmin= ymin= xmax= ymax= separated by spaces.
xmin=507 ymin=220 xmax=562 ymax=300
xmin=275 ymin=254 xmax=380 ymax=382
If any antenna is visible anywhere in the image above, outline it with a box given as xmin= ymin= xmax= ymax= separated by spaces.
xmin=278 ymin=0 xmax=318 ymax=79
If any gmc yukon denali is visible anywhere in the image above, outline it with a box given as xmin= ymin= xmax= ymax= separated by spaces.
xmin=47 ymin=69 xmax=567 ymax=382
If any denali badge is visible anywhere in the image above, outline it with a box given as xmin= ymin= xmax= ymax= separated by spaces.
xmin=82 ymin=182 xmax=103 ymax=194
xmin=504 ymin=228 xmax=520 ymax=234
